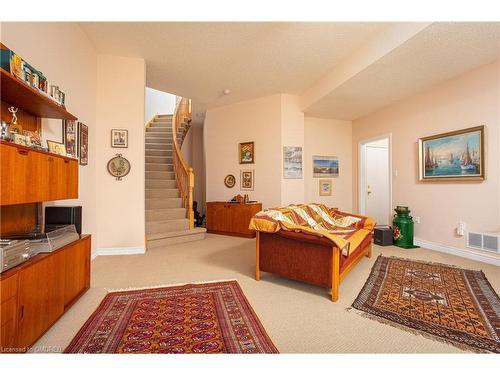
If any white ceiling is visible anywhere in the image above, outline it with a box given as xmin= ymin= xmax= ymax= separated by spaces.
xmin=306 ymin=22 xmax=500 ymax=120
xmin=79 ymin=22 xmax=389 ymax=112
xmin=79 ymin=22 xmax=500 ymax=121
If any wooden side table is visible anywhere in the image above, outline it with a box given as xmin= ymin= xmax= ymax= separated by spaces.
xmin=206 ymin=201 xmax=262 ymax=238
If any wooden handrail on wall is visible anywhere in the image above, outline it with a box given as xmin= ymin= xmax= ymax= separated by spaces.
xmin=172 ymin=97 xmax=195 ymax=229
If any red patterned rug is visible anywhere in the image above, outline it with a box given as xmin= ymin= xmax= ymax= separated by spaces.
xmin=351 ymin=256 xmax=500 ymax=353
xmin=65 ymin=280 xmax=278 ymax=353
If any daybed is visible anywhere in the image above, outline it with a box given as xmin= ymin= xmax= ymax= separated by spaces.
xmin=249 ymin=204 xmax=375 ymax=302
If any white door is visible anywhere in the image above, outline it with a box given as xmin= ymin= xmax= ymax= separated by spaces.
xmin=365 ymin=142 xmax=390 ymax=225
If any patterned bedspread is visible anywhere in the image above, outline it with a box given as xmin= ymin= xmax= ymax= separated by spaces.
xmin=249 ymin=204 xmax=375 ymax=256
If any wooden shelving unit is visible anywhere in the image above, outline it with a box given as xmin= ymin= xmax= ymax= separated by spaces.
xmin=0 ymin=68 xmax=77 ymax=121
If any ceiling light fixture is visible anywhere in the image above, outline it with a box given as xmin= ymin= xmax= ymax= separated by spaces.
xmin=223 ymin=89 xmax=230 ymax=95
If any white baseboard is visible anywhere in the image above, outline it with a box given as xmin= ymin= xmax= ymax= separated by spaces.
xmin=414 ymin=237 xmax=500 ymax=266
xmin=92 ymin=246 xmax=146 ymax=260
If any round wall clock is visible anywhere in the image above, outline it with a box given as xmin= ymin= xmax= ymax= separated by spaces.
xmin=224 ymin=174 xmax=236 ymax=188
xmin=107 ymin=154 xmax=131 ymax=180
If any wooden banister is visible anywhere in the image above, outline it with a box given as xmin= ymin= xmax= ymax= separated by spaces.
xmin=172 ymin=97 xmax=195 ymax=229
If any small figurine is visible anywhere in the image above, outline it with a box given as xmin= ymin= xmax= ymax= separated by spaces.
xmin=1 ymin=121 xmax=11 ymax=140
xmin=8 ymin=106 xmax=18 ymax=125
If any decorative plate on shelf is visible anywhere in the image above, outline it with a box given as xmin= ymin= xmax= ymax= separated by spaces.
xmin=107 ymin=154 xmax=131 ymax=180
xmin=224 ymin=174 xmax=236 ymax=188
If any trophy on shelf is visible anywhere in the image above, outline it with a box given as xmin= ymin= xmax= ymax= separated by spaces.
xmin=8 ymin=106 xmax=18 ymax=125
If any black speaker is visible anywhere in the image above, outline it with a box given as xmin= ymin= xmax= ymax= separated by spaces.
xmin=45 ymin=206 xmax=82 ymax=234
xmin=374 ymin=226 xmax=393 ymax=246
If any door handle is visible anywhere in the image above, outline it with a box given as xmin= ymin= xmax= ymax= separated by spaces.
xmin=17 ymin=149 xmax=28 ymax=156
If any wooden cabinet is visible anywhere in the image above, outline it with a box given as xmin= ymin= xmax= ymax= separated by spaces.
xmin=0 ymin=142 xmax=78 ymax=205
xmin=0 ymin=235 xmax=91 ymax=352
xmin=206 ymin=202 xmax=262 ymax=238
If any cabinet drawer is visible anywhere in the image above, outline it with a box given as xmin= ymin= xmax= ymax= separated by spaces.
xmin=0 ymin=274 xmax=18 ymax=303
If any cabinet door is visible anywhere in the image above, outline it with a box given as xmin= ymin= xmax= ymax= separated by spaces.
xmin=0 ymin=274 xmax=18 ymax=351
xmin=16 ymin=252 xmax=65 ymax=349
xmin=42 ymin=154 xmax=66 ymax=201
xmin=66 ymin=159 xmax=79 ymax=198
xmin=64 ymin=236 xmax=90 ymax=307
xmin=0 ymin=144 xmax=42 ymax=205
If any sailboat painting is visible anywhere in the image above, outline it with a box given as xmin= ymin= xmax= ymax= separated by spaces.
xmin=419 ymin=126 xmax=484 ymax=181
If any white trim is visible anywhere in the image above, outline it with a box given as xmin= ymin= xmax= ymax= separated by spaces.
xmin=414 ymin=237 xmax=500 ymax=266
xmin=92 ymin=246 xmax=146 ymax=260
xmin=358 ymin=133 xmax=393 ymax=225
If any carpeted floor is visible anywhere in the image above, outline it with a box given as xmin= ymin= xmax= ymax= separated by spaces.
xmin=32 ymin=234 xmax=500 ymax=353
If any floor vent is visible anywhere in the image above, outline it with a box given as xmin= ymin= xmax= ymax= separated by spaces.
xmin=466 ymin=231 xmax=500 ymax=253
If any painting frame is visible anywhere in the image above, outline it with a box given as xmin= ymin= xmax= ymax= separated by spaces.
xmin=63 ymin=120 xmax=78 ymax=158
xmin=313 ymin=155 xmax=339 ymax=178
xmin=319 ymin=179 xmax=332 ymax=196
xmin=111 ymin=129 xmax=128 ymax=148
xmin=283 ymin=146 xmax=303 ymax=179
xmin=239 ymin=141 xmax=255 ymax=164
xmin=47 ymin=140 xmax=67 ymax=156
xmin=240 ymin=169 xmax=254 ymax=191
xmin=78 ymin=122 xmax=88 ymax=166
xmin=418 ymin=125 xmax=485 ymax=181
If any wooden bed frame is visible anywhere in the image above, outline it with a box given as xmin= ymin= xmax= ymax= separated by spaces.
xmin=255 ymin=230 xmax=372 ymax=302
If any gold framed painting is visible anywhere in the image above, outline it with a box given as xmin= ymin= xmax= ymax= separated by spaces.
xmin=239 ymin=141 xmax=254 ymax=164
xmin=418 ymin=125 xmax=485 ymax=181
xmin=47 ymin=140 xmax=67 ymax=156
xmin=319 ymin=179 xmax=332 ymax=196
xmin=240 ymin=169 xmax=254 ymax=191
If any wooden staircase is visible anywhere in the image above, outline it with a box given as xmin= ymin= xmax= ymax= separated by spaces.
xmin=145 ymin=106 xmax=206 ymax=249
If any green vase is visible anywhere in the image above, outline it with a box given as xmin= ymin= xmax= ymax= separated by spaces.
xmin=392 ymin=206 xmax=419 ymax=249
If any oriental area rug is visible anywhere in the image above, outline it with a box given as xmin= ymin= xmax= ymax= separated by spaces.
xmin=351 ymin=256 xmax=500 ymax=353
xmin=65 ymin=280 xmax=278 ymax=353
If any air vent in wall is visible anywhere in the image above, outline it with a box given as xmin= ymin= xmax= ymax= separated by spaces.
xmin=466 ymin=231 xmax=500 ymax=253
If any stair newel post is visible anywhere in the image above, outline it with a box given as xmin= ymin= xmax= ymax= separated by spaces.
xmin=188 ymin=167 xmax=195 ymax=229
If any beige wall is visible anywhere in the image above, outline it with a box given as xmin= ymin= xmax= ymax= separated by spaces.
xmin=305 ymin=117 xmax=353 ymax=212
xmin=281 ymin=94 xmax=305 ymax=206
xmin=95 ymin=55 xmax=146 ymax=251
xmin=1 ymin=22 xmax=98 ymax=249
xmin=204 ymin=94 xmax=282 ymax=208
xmin=352 ymin=61 xmax=500 ymax=253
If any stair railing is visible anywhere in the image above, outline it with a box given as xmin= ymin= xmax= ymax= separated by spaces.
xmin=172 ymin=97 xmax=194 ymax=229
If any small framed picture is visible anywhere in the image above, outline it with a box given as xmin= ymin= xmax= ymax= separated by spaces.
xmin=319 ymin=179 xmax=332 ymax=196
xmin=47 ymin=140 xmax=67 ymax=156
xmin=240 ymin=169 xmax=254 ymax=191
xmin=111 ymin=129 xmax=128 ymax=148
xmin=63 ymin=120 xmax=77 ymax=158
xmin=78 ymin=122 xmax=88 ymax=166
xmin=239 ymin=141 xmax=254 ymax=164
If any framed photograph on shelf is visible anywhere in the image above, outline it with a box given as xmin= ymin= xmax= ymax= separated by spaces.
xmin=283 ymin=146 xmax=302 ymax=179
xmin=319 ymin=179 xmax=332 ymax=196
xmin=63 ymin=120 xmax=77 ymax=158
xmin=313 ymin=156 xmax=339 ymax=178
xmin=47 ymin=140 xmax=67 ymax=156
xmin=418 ymin=125 xmax=484 ymax=181
xmin=239 ymin=141 xmax=254 ymax=164
xmin=111 ymin=129 xmax=128 ymax=148
xmin=78 ymin=122 xmax=88 ymax=166
xmin=240 ymin=169 xmax=254 ymax=191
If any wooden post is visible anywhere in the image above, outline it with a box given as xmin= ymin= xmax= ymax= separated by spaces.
xmin=331 ymin=247 xmax=340 ymax=302
xmin=188 ymin=168 xmax=194 ymax=230
xmin=255 ymin=232 xmax=260 ymax=281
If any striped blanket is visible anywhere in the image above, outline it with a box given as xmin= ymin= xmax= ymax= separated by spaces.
xmin=249 ymin=204 xmax=375 ymax=256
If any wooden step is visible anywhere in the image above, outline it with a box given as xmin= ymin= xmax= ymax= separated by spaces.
xmin=146 ymin=197 xmax=182 ymax=209
xmin=145 ymin=163 xmax=173 ymax=171
xmin=146 ymin=171 xmax=175 ymax=180
xmin=146 ymin=218 xmax=189 ymax=235
xmin=147 ymin=228 xmax=207 ymax=248
xmin=146 ymin=188 xmax=179 ymax=198
xmin=146 ymin=179 xmax=177 ymax=189
xmin=146 ymin=208 xmax=186 ymax=221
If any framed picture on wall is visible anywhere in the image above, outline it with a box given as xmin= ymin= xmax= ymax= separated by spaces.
xmin=47 ymin=140 xmax=67 ymax=156
xmin=319 ymin=179 xmax=332 ymax=196
xmin=78 ymin=122 xmax=88 ymax=166
xmin=111 ymin=129 xmax=128 ymax=148
xmin=239 ymin=141 xmax=255 ymax=164
xmin=418 ymin=125 xmax=484 ymax=181
xmin=283 ymin=146 xmax=302 ymax=179
xmin=313 ymin=156 xmax=339 ymax=178
xmin=240 ymin=169 xmax=254 ymax=190
xmin=63 ymin=120 xmax=78 ymax=158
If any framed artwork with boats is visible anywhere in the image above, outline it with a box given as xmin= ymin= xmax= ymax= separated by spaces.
xmin=418 ymin=125 xmax=484 ymax=181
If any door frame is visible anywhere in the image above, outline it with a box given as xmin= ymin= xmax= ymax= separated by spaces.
xmin=358 ymin=133 xmax=393 ymax=225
